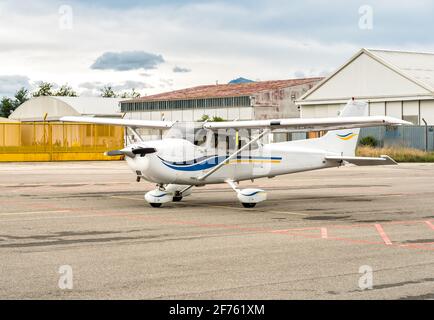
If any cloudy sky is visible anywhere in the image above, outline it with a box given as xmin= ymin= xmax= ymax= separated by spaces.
xmin=0 ymin=0 xmax=433 ymax=97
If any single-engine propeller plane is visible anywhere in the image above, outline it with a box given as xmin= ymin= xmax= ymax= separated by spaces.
xmin=61 ymin=99 xmax=411 ymax=208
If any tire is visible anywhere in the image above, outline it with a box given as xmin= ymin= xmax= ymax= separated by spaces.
xmin=150 ymin=203 xmax=162 ymax=208
xmin=242 ymin=203 xmax=256 ymax=208
xmin=172 ymin=196 xmax=183 ymax=202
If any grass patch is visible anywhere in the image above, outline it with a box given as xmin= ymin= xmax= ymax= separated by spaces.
xmin=356 ymin=146 xmax=434 ymax=162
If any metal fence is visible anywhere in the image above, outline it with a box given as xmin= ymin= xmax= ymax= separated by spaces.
xmin=359 ymin=126 xmax=434 ymax=151
xmin=0 ymin=122 xmax=125 ymax=161
xmin=273 ymin=125 xmax=433 ymax=151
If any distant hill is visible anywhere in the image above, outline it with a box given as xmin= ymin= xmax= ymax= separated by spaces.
xmin=228 ymin=77 xmax=254 ymax=84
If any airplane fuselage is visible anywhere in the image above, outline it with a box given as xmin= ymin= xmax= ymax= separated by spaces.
xmin=125 ymin=138 xmax=337 ymax=185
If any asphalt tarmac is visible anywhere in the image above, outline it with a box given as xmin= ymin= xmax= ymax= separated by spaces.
xmin=0 ymin=161 xmax=433 ymax=299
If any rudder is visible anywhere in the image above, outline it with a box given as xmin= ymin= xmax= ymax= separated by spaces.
xmin=319 ymin=100 xmax=368 ymax=156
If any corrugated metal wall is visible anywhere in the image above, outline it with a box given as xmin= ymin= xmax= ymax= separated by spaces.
xmin=359 ymin=126 xmax=434 ymax=150
xmin=274 ymin=126 xmax=433 ymax=151
xmin=0 ymin=122 xmax=125 ymax=162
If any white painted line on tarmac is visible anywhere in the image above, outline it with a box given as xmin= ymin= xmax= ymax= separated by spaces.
xmin=210 ymin=205 xmax=309 ymax=216
xmin=111 ymin=196 xmax=143 ymax=201
xmin=0 ymin=210 xmax=71 ymax=216
xmin=110 ymin=195 xmax=309 ymax=216
xmin=0 ymin=214 xmax=111 ymax=223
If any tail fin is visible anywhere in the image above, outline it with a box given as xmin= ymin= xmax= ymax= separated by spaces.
xmin=319 ymin=99 xmax=368 ymax=156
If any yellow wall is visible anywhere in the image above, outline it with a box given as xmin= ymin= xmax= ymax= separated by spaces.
xmin=0 ymin=122 xmax=125 ymax=162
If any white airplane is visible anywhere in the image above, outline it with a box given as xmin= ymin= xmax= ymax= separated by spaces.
xmin=61 ymin=100 xmax=411 ymax=208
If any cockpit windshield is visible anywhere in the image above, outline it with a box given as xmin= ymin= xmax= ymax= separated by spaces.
xmin=163 ymin=122 xmax=262 ymax=154
xmin=163 ymin=122 xmax=208 ymax=147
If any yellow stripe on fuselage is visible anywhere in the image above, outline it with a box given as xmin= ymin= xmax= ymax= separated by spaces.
xmin=227 ymin=160 xmax=281 ymax=164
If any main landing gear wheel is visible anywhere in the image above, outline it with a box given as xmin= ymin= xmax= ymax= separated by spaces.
xmin=172 ymin=196 xmax=183 ymax=202
xmin=242 ymin=203 xmax=256 ymax=208
xmin=150 ymin=203 xmax=162 ymax=208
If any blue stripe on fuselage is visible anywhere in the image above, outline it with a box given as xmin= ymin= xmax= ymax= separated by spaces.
xmin=159 ymin=155 xmax=283 ymax=172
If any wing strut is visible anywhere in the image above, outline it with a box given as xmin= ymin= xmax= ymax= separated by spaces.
xmin=126 ymin=127 xmax=144 ymax=142
xmin=196 ymin=129 xmax=270 ymax=182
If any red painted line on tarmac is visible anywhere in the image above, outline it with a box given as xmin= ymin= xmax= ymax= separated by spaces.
xmin=374 ymin=224 xmax=392 ymax=245
xmin=13 ymin=202 xmax=434 ymax=252
xmin=425 ymin=221 xmax=434 ymax=231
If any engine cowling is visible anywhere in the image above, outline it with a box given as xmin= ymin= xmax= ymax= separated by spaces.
xmin=237 ymin=188 xmax=267 ymax=204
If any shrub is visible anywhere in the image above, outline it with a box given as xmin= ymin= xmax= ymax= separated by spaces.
xmin=356 ymin=146 xmax=434 ymax=162
xmin=359 ymin=136 xmax=378 ymax=147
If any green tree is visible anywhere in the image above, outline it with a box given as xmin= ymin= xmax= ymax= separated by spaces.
xmin=100 ymin=85 xmax=117 ymax=98
xmin=14 ymin=87 xmax=29 ymax=107
xmin=211 ymin=116 xmax=225 ymax=122
xmin=0 ymin=87 xmax=29 ymax=118
xmin=199 ymin=115 xmax=225 ymax=122
xmin=32 ymin=82 xmax=54 ymax=97
xmin=120 ymin=88 xmax=141 ymax=99
xmin=0 ymin=97 xmax=15 ymax=118
xmin=200 ymin=114 xmax=210 ymax=122
xmin=55 ymin=84 xmax=77 ymax=97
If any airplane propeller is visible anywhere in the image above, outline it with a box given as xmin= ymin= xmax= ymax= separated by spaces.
xmin=132 ymin=147 xmax=157 ymax=157
xmin=105 ymin=147 xmax=156 ymax=158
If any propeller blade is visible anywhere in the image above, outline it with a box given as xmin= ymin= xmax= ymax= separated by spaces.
xmin=105 ymin=150 xmax=124 ymax=156
xmin=104 ymin=149 xmax=135 ymax=158
xmin=132 ymin=147 xmax=157 ymax=157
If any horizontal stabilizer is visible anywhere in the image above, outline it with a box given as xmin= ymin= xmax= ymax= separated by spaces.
xmin=325 ymin=155 xmax=397 ymax=166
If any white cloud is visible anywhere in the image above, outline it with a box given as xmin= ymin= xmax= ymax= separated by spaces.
xmin=0 ymin=75 xmax=31 ymax=97
xmin=0 ymin=0 xmax=433 ymax=97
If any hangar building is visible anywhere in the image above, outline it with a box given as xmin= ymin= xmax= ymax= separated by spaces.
xmin=2 ymin=96 xmax=125 ymax=162
xmin=9 ymin=96 xmax=124 ymax=121
xmin=298 ymin=49 xmax=434 ymax=125
xmin=120 ymin=78 xmax=322 ymax=122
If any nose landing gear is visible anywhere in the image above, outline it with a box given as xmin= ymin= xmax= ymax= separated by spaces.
xmin=144 ymin=184 xmax=192 ymax=207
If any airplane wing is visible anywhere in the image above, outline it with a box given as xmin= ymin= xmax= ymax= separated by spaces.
xmin=203 ymin=116 xmax=411 ymax=132
xmin=325 ymin=155 xmax=397 ymax=166
xmin=60 ymin=116 xmax=175 ymax=129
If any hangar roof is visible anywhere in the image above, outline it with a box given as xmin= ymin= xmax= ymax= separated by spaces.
xmin=370 ymin=49 xmax=434 ymax=90
xmin=298 ymin=48 xmax=434 ymax=105
xmin=9 ymin=96 xmax=124 ymax=121
xmin=50 ymin=96 xmax=124 ymax=115
xmin=124 ymin=78 xmax=323 ymax=103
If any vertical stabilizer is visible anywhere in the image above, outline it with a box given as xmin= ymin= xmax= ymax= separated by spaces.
xmin=318 ymin=99 xmax=368 ymax=156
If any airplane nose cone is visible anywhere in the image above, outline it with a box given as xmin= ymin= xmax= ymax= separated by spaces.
xmin=125 ymin=152 xmax=150 ymax=174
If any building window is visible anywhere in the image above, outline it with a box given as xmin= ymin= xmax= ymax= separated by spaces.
xmin=120 ymin=96 xmax=251 ymax=112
